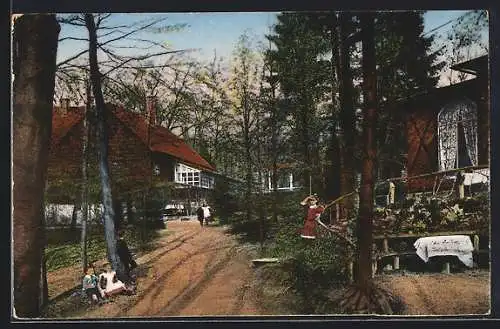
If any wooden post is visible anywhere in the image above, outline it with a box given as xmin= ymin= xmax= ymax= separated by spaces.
xmin=388 ymin=181 xmax=395 ymax=204
xmin=393 ymin=255 xmax=400 ymax=270
xmin=383 ymin=238 xmax=389 ymax=253
xmin=371 ymin=258 xmax=378 ymax=277
xmin=348 ymin=261 xmax=354 ymax=283
xmin=442 ymin=262 xmax=450 ymax=274
xmin=457 ymin=171 xmax=465 ymax=199
xmin=473 ymin=235 xmax=480 ymax=252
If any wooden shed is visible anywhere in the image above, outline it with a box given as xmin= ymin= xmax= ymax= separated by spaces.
xmin=396 ymin=55 xmax=489 ymax=192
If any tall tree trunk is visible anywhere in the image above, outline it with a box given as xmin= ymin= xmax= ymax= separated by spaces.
xmin=70 ymin=203 xmax=79 ymax=235
xmin=269 ymin=64 xmax=279 ymax=223
xmin=39 ymin=249 xmax=49 ymax=312
xmin=327 ymin=13 xmax=341 ymax=204
xmin=84 ymin=14 xmax=127 ymax=282
xmin=80 ymin=79 xmax=91 ymax=272
xmin=271 ymin=137 xmax=278 ymax=223
xmin=126 ymin=200 xmax=135 ymax=224
xmin=300 ymin=102 xmax=311 ymax=190
xmin=39 ymin=193 xmax=49 ymax=312
xmin=357 ymin=12 xmax=377 ymax=291
xmin=12 ymin=14 xmax=60 ymax=318
xmin=243 ymin=91 xmax=253 ymax=222
xmin=256 ymin=123 xmax=265 ymax=250
xmin=337 ymin=12 xmax=357 ymax=219
xmin=244 ymin=129 xmax=253 ymax=222
xmin=340 ymin=13 xmax=395 ymax=315
xmin=113 ymin=198 xmax=123 ymax=230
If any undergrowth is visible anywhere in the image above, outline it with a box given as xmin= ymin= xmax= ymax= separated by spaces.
xmin=228 ymin=191 xmax=354 ymax=314
xmin=45 ymin=225 xmax=163 ymax=272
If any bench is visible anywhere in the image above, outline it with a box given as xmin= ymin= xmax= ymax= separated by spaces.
xmin=373 ymin=249 xmax=489 ymax=274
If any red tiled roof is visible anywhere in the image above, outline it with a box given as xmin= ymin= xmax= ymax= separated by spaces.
xmin=51 ymin=106 xmax=85 ymax=147
xmin=51 ymin=104 xmax=215 ymax=172
xmin=111 ymin=105 xmax=216 ymax=172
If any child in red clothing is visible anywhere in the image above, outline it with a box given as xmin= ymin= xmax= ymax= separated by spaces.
xmin=299 ymin=194 xmax=325 ymax=239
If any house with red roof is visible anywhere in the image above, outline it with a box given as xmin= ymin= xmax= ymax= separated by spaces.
xmin=46 ymin=97 xmax=216 ymax=213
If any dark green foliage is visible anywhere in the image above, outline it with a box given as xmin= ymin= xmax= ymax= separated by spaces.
xmin=228 ymin=190 xmax=352 ymax=313
xmin=45 ymin=226 xmax=161 ymax=272
xmin=373 ymin=189 xmax=490 ymax=235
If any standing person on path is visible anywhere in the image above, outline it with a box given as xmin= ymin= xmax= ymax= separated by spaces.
xmin=201 ymin=202 xmax=211 ymax=225
xmin=299 ymin=194 xmax=325 ymax=239
xmin=196 ymin=205 xmax=204 ymax=227
xmin=116 ymin=230 xmax=137 ymax=282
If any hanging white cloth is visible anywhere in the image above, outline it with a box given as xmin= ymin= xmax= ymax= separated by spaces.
xmin=461 ymin=104 xmax=478 ymax=166
xmin=437 ymin=98 xmax=478 ymax=171
xmin=463 ymin=168 xmax=489 ymax=186
xmin=414 ymin=235 xmax=474 ymax=267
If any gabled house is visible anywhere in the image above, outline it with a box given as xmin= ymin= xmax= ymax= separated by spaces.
xmin=46 ymin=97 xmax=216 ymax=209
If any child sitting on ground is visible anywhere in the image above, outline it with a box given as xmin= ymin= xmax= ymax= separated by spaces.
xmin=97 ymin=265 xmax=136 ymax=298
xmin=82 ymin=263 xmax=103 ymax=304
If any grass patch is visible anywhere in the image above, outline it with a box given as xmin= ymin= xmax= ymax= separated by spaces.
xmin=45 ymin=225 xmax=164 ymax=272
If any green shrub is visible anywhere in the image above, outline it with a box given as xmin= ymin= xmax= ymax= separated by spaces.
xmin=45 ymin=225 xmax=162 ymax=272
xmin=265 ymin=215 xmax=351 ymax=314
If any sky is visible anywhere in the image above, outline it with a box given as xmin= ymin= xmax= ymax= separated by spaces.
xmin=57 ymin=12 xmax=278 ymax=64
xmin=56 ymin=10 xmax=487 ymax=77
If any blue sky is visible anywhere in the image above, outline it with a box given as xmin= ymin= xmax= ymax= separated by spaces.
xmin=56 ymin=11 xmax=481 ymax=66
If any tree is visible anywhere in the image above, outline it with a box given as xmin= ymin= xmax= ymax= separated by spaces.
xmin=335 ymin=12 xmax=358 ymax=219
xmin=442 ymin=10 xmax=488 ymax=84
xmin=227 ymin=33 xmax=265 ymax=221
xmin=373 ymin=11 xmax=445 ymax=179
xmin=84 ymin=13 xmax=127 ymax=282
xmin=12 ymin=14 xmax=60 ymax=318
xmin=266 ymin=13 xmax=331 ymax=190
xmin=357 ymin=12 xmax=377 ymax=294
xmin=261 ymin=41 xmax=283 ymax=223
xmin=339 ymin=13 xmax=395 ymax=314
xmin=51 ymin=13 xmax=190 ymax=279
xmin=80 ymin=79 xmax=92 ymax=272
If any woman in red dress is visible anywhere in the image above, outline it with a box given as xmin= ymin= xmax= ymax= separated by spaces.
xmin=299 ymin=194 xmax=325 ymax=239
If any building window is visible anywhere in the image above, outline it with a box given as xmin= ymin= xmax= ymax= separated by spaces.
xmin=437 ymin=98 xmax=478 ymax=171
xmin=173 ymin=163 xmax=211 ymax=188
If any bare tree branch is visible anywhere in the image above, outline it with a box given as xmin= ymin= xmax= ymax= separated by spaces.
xmin=56 ymin=17 xmax=168 ymax=67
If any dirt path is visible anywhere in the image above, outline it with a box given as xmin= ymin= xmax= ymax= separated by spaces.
xmin=65 ymin=220 xmax=261 ymax=318
xmin=377 ymin=271 xmax=490 ymax=315
xmin=46 ymin=221 xmax=490 ymax=318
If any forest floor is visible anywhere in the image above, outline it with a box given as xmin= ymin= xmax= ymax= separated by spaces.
xmin=43 ymin=220 xmax=490 ymax=318
xmin=376 ymin=270 xmax=490 ymax=316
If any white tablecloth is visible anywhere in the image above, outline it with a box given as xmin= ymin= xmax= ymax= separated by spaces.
xmin=414 ymin=235 xmax=474 ymax=267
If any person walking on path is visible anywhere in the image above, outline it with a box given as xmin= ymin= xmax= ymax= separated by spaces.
xmin=116 ymin=230 xmax=138 ymax=282
xmin=201 ymin=203 xmax=211 ymax=226
xmin=196 ymin=206 xmax=204 ymax=227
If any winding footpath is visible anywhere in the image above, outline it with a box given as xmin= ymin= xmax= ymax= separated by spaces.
xmin=62 ymin=220 xmax=261 ymax=318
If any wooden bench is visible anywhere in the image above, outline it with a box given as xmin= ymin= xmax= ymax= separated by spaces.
xmin=372 ymin=249 xmax=488 ymax=275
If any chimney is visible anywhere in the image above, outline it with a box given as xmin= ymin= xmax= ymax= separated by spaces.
xmin=146 ymin=96 xmax=157 ymax=126
xmin=60 ymin=98 xmax=70 ymax=115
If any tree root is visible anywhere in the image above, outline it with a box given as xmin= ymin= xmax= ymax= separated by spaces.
xmin=337 ymin=283 xmax=403 ymax=315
